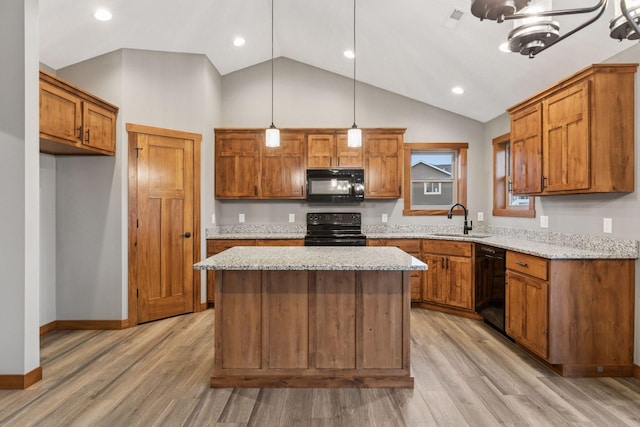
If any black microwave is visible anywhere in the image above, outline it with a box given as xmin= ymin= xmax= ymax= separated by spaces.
xmin=306 ymin=169 xmax=365 ymax=203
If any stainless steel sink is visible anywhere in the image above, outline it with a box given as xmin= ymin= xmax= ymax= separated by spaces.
xmin=430 ymin=233 xmax=491 ymax=238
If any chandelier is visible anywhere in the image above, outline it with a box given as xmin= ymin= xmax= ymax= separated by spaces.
xmin=471 ymin=0 xmax=640 ymax=57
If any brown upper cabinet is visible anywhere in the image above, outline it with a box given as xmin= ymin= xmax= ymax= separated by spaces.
xmin=508 ymin=64 xmax=637 ymax=196
xmin=364 ymin=130 xmax=404 ymax=198
xmin=39 ymin=70 xmax=118 ymax=156
xmin=215 ymin=128 xmax=405 ymax=200
xmin=307 ymin=132 xmax=363 ymax=168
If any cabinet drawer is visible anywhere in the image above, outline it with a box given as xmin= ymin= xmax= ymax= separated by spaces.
xmin=207 ymin=239 xmax=256 ymax=255
xmin=422 ymin=240 xmax=472 ymax=257
xmin=368 ymin=238 xmax=420 ymax=255
xmin=506 ymin=251 xmax=548 ymax=281
xmin=256 ymin=239 xmax=304 ymax=246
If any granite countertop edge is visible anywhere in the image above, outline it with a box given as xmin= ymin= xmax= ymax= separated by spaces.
xmin=205 ymin=231 xmax=638 ymax=260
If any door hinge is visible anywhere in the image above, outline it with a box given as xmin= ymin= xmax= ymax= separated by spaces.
xmin=135 ymin=147 xmax=143 ymax=158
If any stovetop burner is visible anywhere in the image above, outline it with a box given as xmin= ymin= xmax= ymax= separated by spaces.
xmin=304 ymin=212 xmax=366 ymax=246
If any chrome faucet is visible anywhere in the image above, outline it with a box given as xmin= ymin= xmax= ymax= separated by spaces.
xmin=447 ymin=203 xmax=473 ymax=235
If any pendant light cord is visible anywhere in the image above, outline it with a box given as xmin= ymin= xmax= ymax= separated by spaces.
xmin=271 ymin=0 xmax=275 ymax=127
xmin=352 ymin=0 xmax=357 ymax=127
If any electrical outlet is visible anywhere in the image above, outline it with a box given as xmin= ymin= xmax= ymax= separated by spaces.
xmin=603 ymin=218 xmax=613 ymax=234
xmin=382 ymin=213 xmax=388 ymax=223
xmin=289 ymin=213 xmax=295 ymax=223
xmin=477 ymin=212 xmax=484 ymax=222
xmin=211 ymin=214 xmax=216 ymax=224
xmin=239 ymin=213 xmax=245 ymax=223
xmin=540 ymin=215 xmax=549 ymax=228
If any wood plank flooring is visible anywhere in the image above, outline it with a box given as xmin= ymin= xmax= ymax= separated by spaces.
xmin=1 ymin=308 xmax=639 ymax=426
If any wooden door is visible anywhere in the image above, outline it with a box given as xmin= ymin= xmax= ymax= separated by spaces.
xmin=445 ymin=256 xmax=473 ymax=309
xmin=422 ymin=254 xmax=446 ymax=304
xmin=136 ymin=133 xmax=194 ymax=323
xmin=261 ymin=132 xmax=305 ymax=198
xmin=543 ymin=80 xmax=590 ymax=192
xmin=336 ymin=134 xmax=363 ymax=168
xmin=307 ymin=134 xmax=335 ymax=168
xmin=364 ymin=133 xmax=402 ymax=198
xmin=82 ymin=101 xmax=116 ymax=154
xmin=511 ymin=104 xmax=543 ymax=194
xmin=215 ymin=133 xmax=261 ymax=198
xmin=39 ymin=80 xmax=82 ymax=144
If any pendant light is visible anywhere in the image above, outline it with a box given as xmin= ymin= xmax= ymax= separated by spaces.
xmin=611 ymin=0 xmax=640 ymax=40
xmin=347 ymin=0 xmax=362 ymax=148
xmin=265 ymin=0 xmax=280 ymax=147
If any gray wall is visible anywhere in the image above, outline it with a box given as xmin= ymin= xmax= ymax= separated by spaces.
xmin=46 ymin=49 xmax=222 ymax=321
xmin=216 ymin=58 xmax=487 ymax=228
xmin=0 ymin=0 xmax=39 ymax=374
xmin=40 ymin=154 xmax=56 ymax=326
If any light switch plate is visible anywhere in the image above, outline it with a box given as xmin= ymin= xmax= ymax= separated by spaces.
xmin=540 ymin=215 xmax=549 ymax=228
xmin=477 ymin=212 xmax=484 ymax=222
xmin=603 ymin=217 xmax=612 ymax=233
xmin=289 ymin=213 xmax=295 ymax=223
xmin=382 ymin=213 xmax=388 ymax=223
xmin=239 ymin=213 xmax=245 ymax=223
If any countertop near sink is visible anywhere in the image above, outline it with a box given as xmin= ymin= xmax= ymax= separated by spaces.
xmin=206 ymin=225 xmax=639 ymax=260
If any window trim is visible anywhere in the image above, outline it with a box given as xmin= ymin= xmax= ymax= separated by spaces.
xmin=493 ymin=133 xmax=535 ymax=218
xmin=423 ymin=182 xmax=442 ymax=195
xmin=403 ymin=142 xmax=468 ymax=216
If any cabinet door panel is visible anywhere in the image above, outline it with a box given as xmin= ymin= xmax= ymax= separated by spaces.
xmin=511 ymin=104 xmax=543 ymax=194
xmin=422 ymin=255 xmax=446 ymax=304
xmin=336 ymin=134 xmax=363 ymax=168
xmin=505 ymin=272 xmax=525 ymax=341
xmin=307 ymin=134 xmax=335 ymax=168
xmin=364 ymin=134 xmax=402 ymax=198
xmin=262 ymin=133 xmax=305 ymax=198
xmin=445 ymin=256 xmax=473 ymax=309
xmin=523 ymin=277 xmax=549 ymax=359
xmin=215 ymin=134 xmax=261 ymax=198
xmin=40 ymin=81 xmax=82 ymax=144
xmin=83 ymin=102 xmax=116 ymax=154
xmin=543 ymin=81 xmax=590 ymax=192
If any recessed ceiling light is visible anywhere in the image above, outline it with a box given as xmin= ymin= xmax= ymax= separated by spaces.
xmin=344 ymin=50 xmax=355 ymax=59
xmin=451 ymin=86 xmax=464 ymax=95
xmin=233 ymin=37 xmax=246 ymax=47
xmin=499 ymin=42 xmax=511 ymax=53
xmin=94 ymin=8 xmax=112 ymax=21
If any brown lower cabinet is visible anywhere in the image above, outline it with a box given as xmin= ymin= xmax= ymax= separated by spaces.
xmin=505 ymin=251 xmax=635 ymax=377
xmin=367 ymin=239 xmax=422 ymax=301
xmin=206 ymin=239 xmax=304 ymax=304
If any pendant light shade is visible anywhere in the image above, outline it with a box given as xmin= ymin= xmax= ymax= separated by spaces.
xmin=266 ymin=0 xmax=280 ymax=147
xmin=348 ymin=0 xmax=362 ymax=148
xmin=611 ymin=0 xmax=640 ymax=40
xmin=266 ymin=124 xmax=280 ymax=147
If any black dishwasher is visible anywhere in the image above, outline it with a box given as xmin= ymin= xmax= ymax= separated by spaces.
xmin=475 ymin=244 xmax=507 ymax=334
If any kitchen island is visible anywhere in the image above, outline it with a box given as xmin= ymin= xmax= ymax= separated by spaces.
xmin=194 ymin=246 xmax=427 ymax=388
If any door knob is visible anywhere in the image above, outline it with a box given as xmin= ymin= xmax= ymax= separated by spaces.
xmin=181 ymin=232 xmax=192 ymax=238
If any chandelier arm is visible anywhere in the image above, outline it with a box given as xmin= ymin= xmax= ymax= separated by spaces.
xmin=621 ymin=0 xmax=640 ymax=40
xmin=528 ymin=0 xmax=609 ymax=57
xmin=504 ymin=0 xmax=606 ymax=20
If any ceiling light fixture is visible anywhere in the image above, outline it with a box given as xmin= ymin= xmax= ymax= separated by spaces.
xmin=471 ymin=0 xmax=640 ymax=58
xmin=94 ymin=8 xmax=112 ymax=21
xmin=344 ymin=50 xmax=355 ymax=59
xmin=265 ymin=0 xmax=280 ymax=148
xmin=451 ymin=86 xmax=465 ymax=95
xmin=347 ymin=0 xmax=362 ymax=148
xmin=233 ymin=37 xmax=246 ymax=47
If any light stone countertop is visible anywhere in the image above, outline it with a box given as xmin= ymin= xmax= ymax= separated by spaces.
xmin=194 ymin=246 xmax=428 ymax=271
xmin=205 ymin=227 xmax=638 ymax=260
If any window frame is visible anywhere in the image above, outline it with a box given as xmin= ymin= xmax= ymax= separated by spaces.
xmin=403 ymin=142 xmax=468 ymax=216
xmin=493 ymin=133 xmax=535 ymax=218
xmin=423 ymin=182 xmax=442 ymax=195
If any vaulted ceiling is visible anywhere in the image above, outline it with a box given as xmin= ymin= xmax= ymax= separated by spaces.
xmin=39 ymin=0 xmax=636 ymax=122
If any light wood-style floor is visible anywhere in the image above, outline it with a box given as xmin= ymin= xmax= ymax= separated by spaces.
xmin=1 ymin=308 xmax=640 ymax=426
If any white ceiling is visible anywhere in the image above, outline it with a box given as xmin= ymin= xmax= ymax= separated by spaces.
xmin=39 ymin=0 xmax=637 ymax=123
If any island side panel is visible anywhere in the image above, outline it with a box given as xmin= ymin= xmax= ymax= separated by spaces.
xmin=264 ymin=270 xmax=309 ymax=369
xmin=215 ymin=270 xmax=262 ymax=370
xmin=312 ymin=271 xmax=357 ymax=369
xmin=358 ymin=271 xmax=405 ymax=369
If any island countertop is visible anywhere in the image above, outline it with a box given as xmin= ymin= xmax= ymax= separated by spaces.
xmin=194 ymin=246 xmax=428 ymax=271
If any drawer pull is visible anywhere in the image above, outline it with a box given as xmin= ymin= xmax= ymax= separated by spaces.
xmin=516 ymin=261 xmax=528 ymax=267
